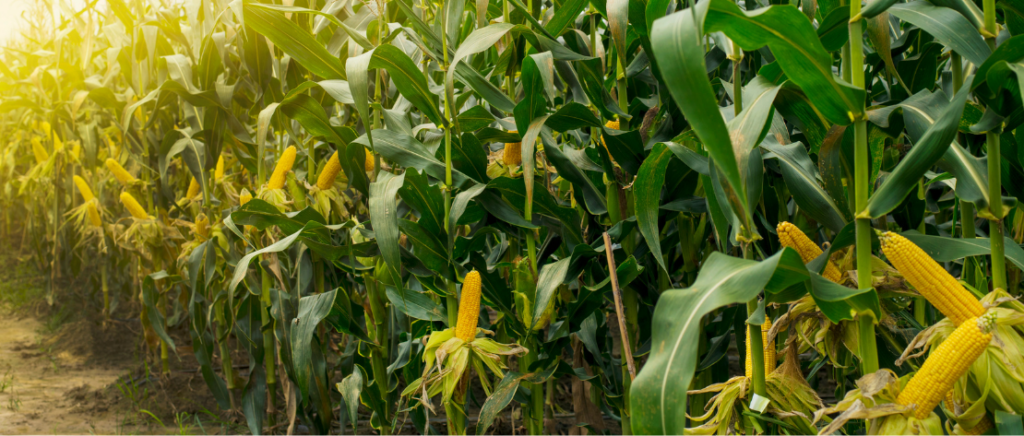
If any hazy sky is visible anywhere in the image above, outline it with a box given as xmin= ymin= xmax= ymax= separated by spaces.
xmin=0 ymin=0 xmax=30 ymax=44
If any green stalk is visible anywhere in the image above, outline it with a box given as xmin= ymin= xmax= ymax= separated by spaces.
xmin=521 ymin=335 xmax=544 ymax=434
xmin=365 ymin=274 xmax=392 ymax=434
xmin=744 ymin=247 xmax=767 ymax=399
xmin=729 ymin=38 xmax=769 ymax=402
xmin=101 ymin=260 xmax=110 ymax=319
xmin=307 ymin=137 xmax=316 ymax=181
xmin=984 ymin=0 xmax=1007 ymax=292
xmin=160 ymin=291 xmax=170 ymax=374
xmin=915 ymin=181 xmax=927 ymax=326
xmin=732 ymin=51 xmax=743 ymax=116
xmin=952 ymin=54 xmax=978 ymax=288
xmin=988 ymin=131 xmax=1007 ymax=290
xmin=850 ymin=0 xmax=879 ymax=375
xmin=440 ymin=9 xmax=468 ymax=432
xmin=216 ymin=297 xmax=238 ymax=409
xmin=260 ymin=261 xmax=277 ymax=427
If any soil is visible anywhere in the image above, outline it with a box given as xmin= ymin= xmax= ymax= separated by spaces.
xmin=0 ymin=244 xmax=618 ymax=435
xmin=0 ymin=249 xmax=247 ymax=435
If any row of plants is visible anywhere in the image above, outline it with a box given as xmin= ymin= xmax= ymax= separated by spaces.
xmin=4 ymin=0 xmax=1024 ymax=433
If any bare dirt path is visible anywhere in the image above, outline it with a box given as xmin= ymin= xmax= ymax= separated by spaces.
xmin=0 ymin=313 xmax=129 ymax=434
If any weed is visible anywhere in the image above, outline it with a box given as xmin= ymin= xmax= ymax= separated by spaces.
xmin=0 ymin=368 xmax=12 ymax=393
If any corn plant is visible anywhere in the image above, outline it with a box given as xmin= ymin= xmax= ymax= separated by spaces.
xmin=7 ymin=0 xmax=1024 ymax=434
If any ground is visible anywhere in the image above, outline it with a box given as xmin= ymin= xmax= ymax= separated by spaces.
xmin=0 ymin=242 xmax=617 ymax=435
xmin=0 ymin=248 xmax=245 ymax=435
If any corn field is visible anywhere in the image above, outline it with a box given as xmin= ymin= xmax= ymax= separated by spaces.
xmin=5 ymin=0 xmax=1024 ymax=433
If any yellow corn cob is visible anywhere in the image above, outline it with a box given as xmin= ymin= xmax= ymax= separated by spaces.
xmin=195 ymin=214 xmax=210 ymax=239
xmin=120 ymin=191 xmax=150 ymax=219
xmin=455 ymin=271 xmax=482 ymax=341
xmin=745 ymin=316 xmax=776 ymax=378
xmin=74 ymin=176 xmax=102 ymax=227
xmin=364 ymin=151 xmax=375 ymax=172
xmin=606 ymin=120 xmax=620 ymax=130
xmin=504 ymin=130 xmax=522 ymax=166
xmin=32 ymin=137 xmax=48 ymax=164
xmin=70 ymin=141 xmax=81 ymax=160
xmin=106 ymin=158 xmax=137 ymax=185
xmin=186 ymin=178 xmax=200 ymax=199
xmin=897 ymin=313 xmax=995 ymax=419
xmin=268 ymin=146 xmax=297 ymax=190
xmin=317 ymin=151 xmax=342 ymax=190
xmin=214 ymin=155 xmax=225 ymax=180
xmin=240 ymin=189 xmax=253 ymax=206
xmin=880 ymin=232 xmax=985 ymax=326
xmin=73 ymin=175 xmax=95 ymax=202
xmin=41 ymin=121 xmax=63 ymax=151
xmin=960 ymin=416 xmax=994 ymax=435
xmin=777 ymin=222 xmax=843 ymax=283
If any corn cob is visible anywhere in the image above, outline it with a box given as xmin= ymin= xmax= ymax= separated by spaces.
xmin=32 ymin=137 xmax=48 ymax=164
xmin=195 ymin=214 xmax=210 ymax=239
xmin=73 ymin=175 xmax=102 ymax=227
xmin=364 ymin=151 xmax=375 ymax=172
xmin=240 ymin=189 xmax=253 ymax=206
xmin=503 ymin=131 xmax=522 ymax=166
xmin=745 ymin=316 xmax=776 ymax=378
xmin=214 ymin=155 xmax=225 ymax=180
xmin=106 ymin=158 xmax=137 ymax=185
xmin=945 ymin=391 xmax=995 ymax=435
xmin=777 ymin=222 xmax=843 ymax=283
xmin=268 ymin=146 xmax=297 ymax=190
xmin=317 ymin=151 xmax=342 ymax=190
xmin=73 ymin=175 xmax=96 ymax=202
xmin=896 ymin=312 xmax=995 ymax=419
xmin=960 ymin=416 xmax=994 ymax=435
xmin=186 ymin=178 xmax=200 ymax=199
xmin=120 ymin=191 xmax=150 ymax=219
xmin=880 ymin=232 xmax=985 ymax=326
xmin=455 ymin=271 xmax=482 ymax=341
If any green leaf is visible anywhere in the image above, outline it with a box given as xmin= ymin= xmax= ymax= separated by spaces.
xmin=865 ymin=77 xmax=974 ymax=218
xmin=337 ymin=366 xmax=364 ymax=435
xmin=530 ymin=257 xmax=571 ymax=329
xmin=142 ymin=272 xmax=178 ymax=355
xmin=996 ymin=411 xmax=1024 ymax=435
xmin=293 ymin=289 xmax=345 ymax=399
xmin=630 ymin=248 xmax=808 ymax=434
xmin=354 ymin=130 xmax=478 ymax=188
xmin=459 ymin=105 xmax=496 ymax=131
xmin=889 ymin=2 xmax=991 ymax=66
xmin=636 ymin=144 xmax=674 ymax=273
xmin=279 ymin=93 xmax=349 ymax=146
xmin=488 ymin=176 xmax=583 ymax=246
xmin=243 ymin=4 xmax=346 ymax=80
xmin=543 ymin=142 xmax=607 ymax=215
xmin=546 ymin=102 xmax=603 ymax=132
xmin=348 ymin=46 xmax=446 ymax=129
xmin=808 ymin=273 xmax=881 ymax=322
xmin=370 ymin=171 xmax=406 ymax=287
xmin=477 ymin=190 xmax=542 ymax=229
xmin=476 ymin=372 xmax=531 ymax=435
xmin=761 ymin=139 xmax=848 ymax=232
xmin=818 ymin=7 xmax=850 ymax=51
xmin=545 ymin=0 xmax=590 ymax=36
xmin=386 ymin=286 xmax=448 ymax=322
xmin=445 ymin=23 xmax=530 ymax=115
xmin=399 ymin=219 xmax=450 ymax=277
xmin=602 ymin=127 xmax=645 ymax=175
xmin=900 ymin=231 xmax=1024 ymax=271
xmin=398 ymin=169 xmax=446 ymax=236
